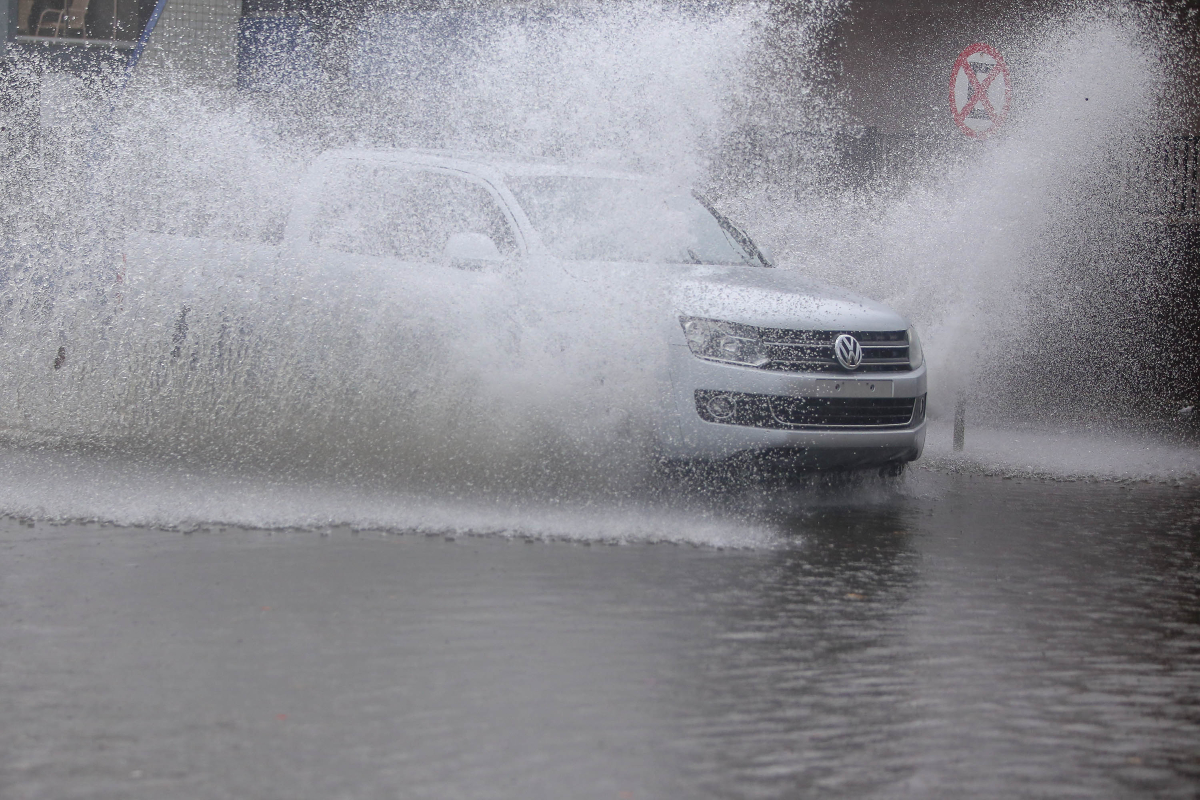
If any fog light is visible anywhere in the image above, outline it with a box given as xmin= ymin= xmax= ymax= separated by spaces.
xmin=912 ymin=394 xmax=927 ymax=424
xmin=706 ymin=394 xmax=736 ymax=419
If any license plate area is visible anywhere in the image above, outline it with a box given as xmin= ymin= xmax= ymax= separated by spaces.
xmin=810 ymin=379 xmax=894 ymax=398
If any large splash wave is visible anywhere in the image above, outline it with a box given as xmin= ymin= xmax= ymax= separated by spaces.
xmin=0 ymin=3 xmax=1193 ymax=537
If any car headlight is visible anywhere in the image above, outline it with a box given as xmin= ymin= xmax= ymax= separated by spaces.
xmin=680 ymin=317 xmax=769 ymax=367
xmin=907 ymin=325 xmax=924 ymax=369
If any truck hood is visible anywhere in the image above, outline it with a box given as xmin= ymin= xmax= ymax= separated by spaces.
xmin=670 ymin=264 xmax=908 ymax=332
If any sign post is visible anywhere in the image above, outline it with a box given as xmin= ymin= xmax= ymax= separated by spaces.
xmin=949 ymin=43 xmax=1011 ymax=140
xmin=947 ymin=43 xmax=1011 ymax=449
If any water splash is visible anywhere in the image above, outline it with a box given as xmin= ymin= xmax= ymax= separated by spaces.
xmin=719 ymin=10 xmax=1180 ymax=423
xmin=0 ymin=3 xmax=1194 ymax=540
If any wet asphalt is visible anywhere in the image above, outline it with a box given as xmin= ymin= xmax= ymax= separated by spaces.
xmin=1 ymin=470 xmax=1198 ymax=799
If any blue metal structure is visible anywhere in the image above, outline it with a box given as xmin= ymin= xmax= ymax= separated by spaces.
xmin=116 ymin=0 xmax=166 ymax=89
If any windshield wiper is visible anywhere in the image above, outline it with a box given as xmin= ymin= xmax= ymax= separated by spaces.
xmin=691 ymin=191 xmax=772 ymax=268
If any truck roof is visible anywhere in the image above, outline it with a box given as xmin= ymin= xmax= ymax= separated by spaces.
xmin=318 ymin=148 xmax=649 ymax=182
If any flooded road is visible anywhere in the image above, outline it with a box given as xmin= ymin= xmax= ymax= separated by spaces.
xmin=1 ymin=469 xmax=1197 ymax=799
xmin=1 ymin=0 xmax=1197 ymax=796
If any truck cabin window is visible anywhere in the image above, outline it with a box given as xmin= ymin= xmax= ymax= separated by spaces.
xmin=311 ymin=166 xmax=519 ymax=264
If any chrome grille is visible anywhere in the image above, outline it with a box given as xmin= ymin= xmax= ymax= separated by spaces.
xmin=758 ymin=328 xmax=910 ymax=373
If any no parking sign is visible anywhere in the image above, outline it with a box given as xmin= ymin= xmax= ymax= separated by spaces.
xmin=950 ymin=43 xmax=1011 ymax=139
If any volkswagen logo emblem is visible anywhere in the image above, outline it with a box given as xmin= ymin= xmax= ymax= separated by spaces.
xmin=834 ymin=334 xmax=863 ymax=370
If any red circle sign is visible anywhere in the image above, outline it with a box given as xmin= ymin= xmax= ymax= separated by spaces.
xmin=949 ymin=43 xmax=1011 ymax=139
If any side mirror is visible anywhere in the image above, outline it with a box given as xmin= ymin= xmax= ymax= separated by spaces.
xmin=442 ymin=232 xmax=504 ymax=271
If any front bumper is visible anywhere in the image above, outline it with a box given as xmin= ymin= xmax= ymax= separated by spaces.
xmin=661 ymin=345 xmax=928 ymax=466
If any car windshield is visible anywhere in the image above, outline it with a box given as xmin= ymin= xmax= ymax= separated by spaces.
xmin=505 ymin=175 xmax=766 ymax=266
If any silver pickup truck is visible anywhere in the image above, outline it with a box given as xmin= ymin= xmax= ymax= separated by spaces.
xmin=123 ymin=148 xmax=927 ymax=475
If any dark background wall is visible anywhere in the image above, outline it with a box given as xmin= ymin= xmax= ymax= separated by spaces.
xmin=837 ymin=0 xmax=1200 ymax=135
